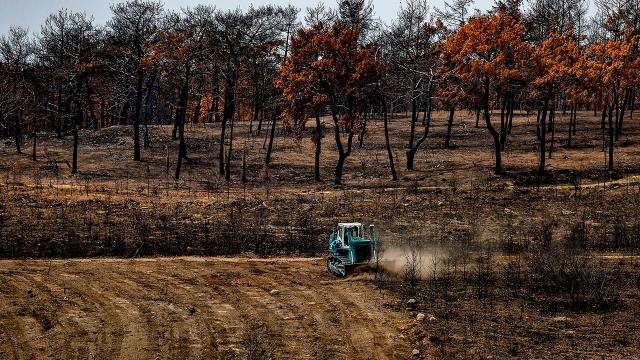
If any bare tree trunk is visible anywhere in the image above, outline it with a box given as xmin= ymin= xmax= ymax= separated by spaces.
xmin=507 ymin=93 xmax=514 ymax=134
xmin=483 ymin=76 xmax=501 ymax=175
xmin=499 ymin=92 xmax=508 ymax=150
xmin=383 ymin=98 xmax=397 ymax=181
xmin=314 ymin=112 xmax=322 ymax=181
xmin=548 ymin=100 xmax=555 ymax=159
xmin=225 ymin=113 xmax=235 ymax=181
xmin=172 ymin=102 xmax=179 ymax=141
xmin=191 ymin=94 xmax=202 ymax=124
xmin=602 ymin=105 xmax=607 ymax=152
xmin=406 ymin=81 xmax=433 ymax=170
xmin=208 ymin=74 xmax=220 ymax=124
xmin=331 ymin=98 xmax=353 ymax=185
xmin=11 ymin=78 xmax=21 ymax=154
xmin=72 ymin=76 xmax=83 ymax=175
xmin=262 ymin=116 xmax=271 ymax=149
xmin=250 ymin=85 xmax=260 ymax=135
xmin=208 ymin=95 xmax=218 ymax=124
xmin=72 ymin=107 xmax=79 ymax=174
xmin=358 ymin=107 xmax=368 ymax=148
xmin=56 ymin=86 xmax=63 ymax=138
xmin=601 ymin=102 xmax=606 ymax=130
xmin=536 ymin=108 xmax=541 ymax=141
xmin=444 ymin=103 xmax=455 ymax=148
xmin=572 ymin=104 xmax=577 ymax=136
xmin=62 ymin=95 xmax=72 ymax=132
xmin=614 ymin=91 xmax=620 ymax=138
xmin=219 ymin=67 xmax=237 ymax=176
xmin=334 ymin=132 xmax=353 ymax=185
xmin=256 ymin=108 xmax=264 ymax=136
xmin=175 ymin=119 xmax=185 ymax=180
xmin=629 ymin=89 xmax=635 ymax=120
xmin=608 ymin=101 xmax=615 ymax=172
xmin=142 ymin=75 xmax=155 ymax=149
xmin=32 ymin=94 xmax=40 ymax=161
xmin=32 ymin=127 xmax=37 ymax=161
xmin=616 ymin=90 xmax=628 ymax=141
xmin=538 ymin=98 xmax=549 ymax=175
xmin=175 ymin=66 xmax=191 ymax=180
xmin=14 ymin=115 xmax=22 ymax=154
xmin=133 ymin=68 xmax=144 ymax=161
xmin=100 ymin=99 xmax=106 ymax=129
xmin=119 ymin=93 xmax=131 ymax=126
xmin=408 ymin=89 xmax=417 ymax=149
xmin=567 ymin=104 xmax=575 ymax=147
xmin=265 ymin=106 xmax=280 ymax=168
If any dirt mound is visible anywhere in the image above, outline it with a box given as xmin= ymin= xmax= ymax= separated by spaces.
xmin=80 ymin=125 xmax=133 ymax=146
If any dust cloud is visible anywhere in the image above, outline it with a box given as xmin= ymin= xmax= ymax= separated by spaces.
xmin=378 ymin=245 xmax=448 ymax=278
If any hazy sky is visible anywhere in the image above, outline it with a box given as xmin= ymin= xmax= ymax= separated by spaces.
xmin=0 ymin=0 xmax=497 ymax=35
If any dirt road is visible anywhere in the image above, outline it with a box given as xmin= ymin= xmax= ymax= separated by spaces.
xmin=0 ymin=257 xmax=414 ymax=359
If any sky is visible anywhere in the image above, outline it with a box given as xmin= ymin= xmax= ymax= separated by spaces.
xmin=0 ymin=0 xmax=497 ymax=35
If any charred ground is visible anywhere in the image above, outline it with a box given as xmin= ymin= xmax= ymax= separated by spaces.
xmin=1 ymin=112 xmax=640 ymax=358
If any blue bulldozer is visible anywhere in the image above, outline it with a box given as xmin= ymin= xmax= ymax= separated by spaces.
xmin=327 ymin=223 xmax=376 ymax=277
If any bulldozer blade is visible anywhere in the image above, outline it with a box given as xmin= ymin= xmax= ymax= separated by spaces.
xmin=327 ymin=257 xmax=347 ymax=277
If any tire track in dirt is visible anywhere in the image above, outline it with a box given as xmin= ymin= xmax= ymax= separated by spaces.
xmin=329 ymin=283 xmax=406 ymax=359
xmin=204 ymin=261 xmax=410 ymax=359
xmin=0 ymin=258 xmax=415 ymax=359
xmin=2 ymin=265 xmax=132 ymax=359
xmin=213 ymin=263 xmax=331 ymax=358
xmin=0 ymin=271 xmax=35 ymax=360
xmin=64 ymin=270 xmax=131 ymax=360
xmin=118 ymin=261 xmax=234 ymax=359
xmin=2 ymin=270 xmax=87 ymax=359
xmin=50 ymin=266 xmax=137 ymax=359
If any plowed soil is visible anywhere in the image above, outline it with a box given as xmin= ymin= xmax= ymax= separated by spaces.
xmin=0 ymin=257 xmax=414 ymax=360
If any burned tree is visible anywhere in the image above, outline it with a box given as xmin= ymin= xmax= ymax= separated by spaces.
xmin=108 ymin=0 xmax=162 ymax=162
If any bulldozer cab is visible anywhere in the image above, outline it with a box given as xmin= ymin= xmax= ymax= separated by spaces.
xmin=338 ymin=223 xmax=363 ymax=246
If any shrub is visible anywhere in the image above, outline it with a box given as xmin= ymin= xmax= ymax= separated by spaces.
xmin=564 ymin=217 xmax=588 ymax=250
xmin=531 ymin=247 xmax=621 ymax=310
xmin=403 ymin=241 xmax=423 ymax=296
xmin=473 ymin=250 xmax=495 ymax=300
xmin=240 ymin=323 xmax=274 ymax=360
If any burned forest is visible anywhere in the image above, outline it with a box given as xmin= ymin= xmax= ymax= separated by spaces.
xmin=1 ymin=0 xmax=640 ymax=358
